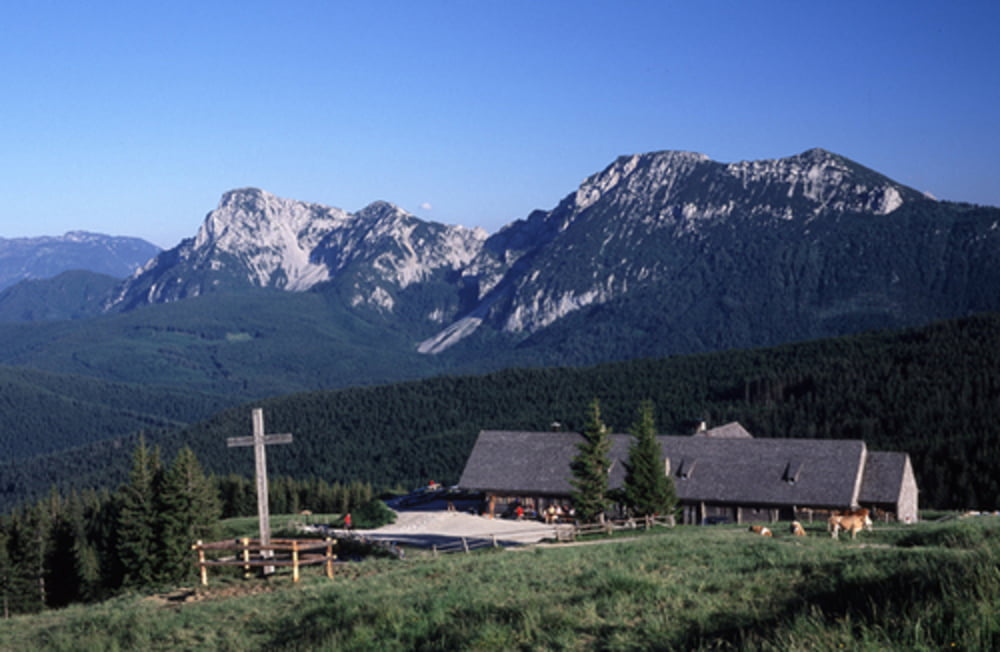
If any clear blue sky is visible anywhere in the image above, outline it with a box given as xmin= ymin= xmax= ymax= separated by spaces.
xmin=1 ymin=1 xmax=997 ymax=248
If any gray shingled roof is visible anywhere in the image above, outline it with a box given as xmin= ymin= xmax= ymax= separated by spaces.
xmin=652 ymin=436 xmax=864 ymax=508
xmin=460 ymin=425 xmax=870 ymax=509
xmin=458 ymin=430 xmax=583 ymax=497
xmin=858 ymin=451 xmax=907 ymax=504
xmin=692 ymin=422 xmax=752 ymax=438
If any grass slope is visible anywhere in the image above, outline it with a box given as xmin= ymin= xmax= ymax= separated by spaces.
xmin=1 ymin=517 xmax=997 ymax=650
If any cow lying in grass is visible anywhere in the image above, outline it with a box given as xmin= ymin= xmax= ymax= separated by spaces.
xmin=828 ymin=508 xmax=872 ymax=540
xmin=748 ymin=524 xmax=773 ymax=537
xmin=790 ymin=521 xmax=807 ymax=536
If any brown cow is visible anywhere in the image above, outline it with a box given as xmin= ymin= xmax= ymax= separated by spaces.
xmin=827 ymin=507 xmax=872 ymax=539
xmin=749 ymin=524 xmax=773 ymax=537
xmin=828 ymin=508 xmax=872 ymax=540
xmin=790 ymin=521 xmax=806 ymax=536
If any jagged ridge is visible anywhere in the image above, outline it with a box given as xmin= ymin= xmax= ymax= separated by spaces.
xmin=106 ymin=189 xmax=487 ymax=312
xmin=96 ymin=147 xmax=994 ymax=363
xmin=419 ymin=148 xmax=926 ymax=348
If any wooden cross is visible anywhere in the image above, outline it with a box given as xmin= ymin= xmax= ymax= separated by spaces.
xmin=227 ymin=407 xmax=292 ymax=574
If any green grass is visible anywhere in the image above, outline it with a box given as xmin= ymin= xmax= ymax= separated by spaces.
xmin=2 ymin=518 xmax=999 ymax=650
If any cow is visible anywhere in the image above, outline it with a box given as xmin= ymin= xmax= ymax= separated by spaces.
xmin=790 ymin=521 xmax=806 ymax=536
xmin=844 ymin=508 xmax=873 ymax=531
xmin=828 ymin=508 xmax=872 ymax=540
xmin=749 ymin=524 xmax=773 ymax=537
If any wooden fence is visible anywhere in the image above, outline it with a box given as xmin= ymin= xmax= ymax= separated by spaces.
xmin=560 ymin=515 xmax=675 ymax=541
xmin=431 ymin=534 xmax=505 ymax=557
xmin=431 ymin=515 xmax=675 ymax=556
xmin=191 ymin=537 xmax=337 ymax=585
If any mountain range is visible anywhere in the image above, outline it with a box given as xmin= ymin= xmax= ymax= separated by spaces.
xmin=0 ymin=146 xmax=998 ymax=509
xmin=1 ymin=147 xmax=998 ymax=393
xmin=0 ymin=231 xmax=159 ymax=291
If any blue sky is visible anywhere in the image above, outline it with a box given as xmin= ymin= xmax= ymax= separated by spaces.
xmin=1 ymin=1 xmax=997 ymax=248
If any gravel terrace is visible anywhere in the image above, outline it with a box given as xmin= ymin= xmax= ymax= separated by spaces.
xmin=345 ymin=497 xmax=567 ymax=549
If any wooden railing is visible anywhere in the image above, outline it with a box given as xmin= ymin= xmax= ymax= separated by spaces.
xmin=431 ymin=516 xmax=675 ymax=555
xmin=191 ymin=537 xmax=337 ymax=585
xmin=564 ymin=515 xmax=675 ymax=541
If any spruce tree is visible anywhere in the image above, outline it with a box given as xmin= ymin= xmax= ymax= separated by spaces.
xmin=5 ymin=505 xmax=49 ymax=613
xmin=623 ymin=401 xmax=677 ymax=518
xmin=0 ymin=524 xmax=9 ymax=618
xmin=158 ymin=446 xmax=221 ymax=583
xmin=570 ymin=399 xmax=612 ymax=523
xmin=115 ymin=436 xmax=162 ymax=588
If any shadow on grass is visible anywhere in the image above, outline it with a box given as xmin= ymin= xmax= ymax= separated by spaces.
xmin=677 ymin=547 xmax=999 ymax=649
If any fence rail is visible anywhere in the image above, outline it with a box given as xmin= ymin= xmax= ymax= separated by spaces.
xmin=566 ymin=515 xmax=675 ymax=541
xmin=431 ymin=515 xmax=675 ymax=556
xmin=431 ymin=534 xmax=504 ymax=557
xmin=192 ymin=537 xmax=337 ymax=585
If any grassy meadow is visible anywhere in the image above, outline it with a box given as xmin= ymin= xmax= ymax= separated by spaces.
xmin=1 ymin=516 xmax=997 ymax=651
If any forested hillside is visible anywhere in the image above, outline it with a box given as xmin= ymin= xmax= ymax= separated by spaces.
xmin=0 ymin=288 xmax=443 ymax=400
xmin=1 ymin=313 xmax=997 ymax=512
xmin=0 ymin=365 xmax=233 ymax=460
xmin=0 ymin=270 xmax=119 ymax=322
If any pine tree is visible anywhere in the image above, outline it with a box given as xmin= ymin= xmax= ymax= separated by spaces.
xmin=115 ymin=436 xmax=162 ymax=589
xmin=157 ymin=447 xmax=222 ymax=584
xmin=623 ymin=401 xmax=677 ymax=518
xmin=44 ymin=490 xmax=82 ymax=608
xmin=5 ymin=505 xmax=49 ymax=613
xmin=570 ymin=399 xmax=612 ymax=523
xmin=0 ymin=521 xmax=11 ymax=618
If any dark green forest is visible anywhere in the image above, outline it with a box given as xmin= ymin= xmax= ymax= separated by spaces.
xmin=0 ymin=288 xmax=445 ymax=400
xmin=2 ymin=312 xmax=997 ymax=513
xmin=0 ymin=443 xmax=376 ymax=615
xmin=0 ymin=365 xmax=233 ymax=460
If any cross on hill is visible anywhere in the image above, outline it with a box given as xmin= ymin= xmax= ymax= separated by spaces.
xmin=227 ymin=407 xmax=292 ymax=574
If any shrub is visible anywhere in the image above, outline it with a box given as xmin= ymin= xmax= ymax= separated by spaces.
xmin=351 ymin=499 xmax=397 ymax=529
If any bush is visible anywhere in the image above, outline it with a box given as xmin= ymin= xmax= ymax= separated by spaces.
xmin=350 ymin=499 xmax=397 ymax=529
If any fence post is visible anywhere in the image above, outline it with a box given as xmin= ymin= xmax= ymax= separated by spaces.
xmin=325 ymin=538 xmax=335 ymax=579
xmin=432 ymin=544 xmax=438 ymax=558
xmin=292 ymin=541 xmax=300 ymax=583
xmin=492 ymin=534 xmax=498 ymax=548
xmin=462 ymin=537 xmax=470 ymax=553
xmin=194 ymin=540 xmax=207 ymax=586
xmin=242 ymin=537 xmax=251 ymax=578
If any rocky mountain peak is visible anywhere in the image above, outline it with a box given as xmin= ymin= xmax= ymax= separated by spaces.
xmin=195 ymin=188 xmax=349 ymax=253
xmin=106 ymin=188 xmax=491 ymax=311
xmin=416 ymin=148 xmax=935 ymax=352
xmin=573 ymin=150 xmax=711 ymax=212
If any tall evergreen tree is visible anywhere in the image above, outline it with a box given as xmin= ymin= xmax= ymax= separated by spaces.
xmin=0 ymin=522 xmax=11 ymax=618
xmin=570 ymin=399 xmax=612 ymax=523
xmin=44 ymin=490 xmax=82 ymax=608
xmin=5 ymin=505 xmax=49 ymax=613
xmin=623 ymin=401 xmax=677 ymax=518
xmin=158 ymin=446 xmax=221 ymax=583
xmin=115 ymin=436 xmax=162 ymax=589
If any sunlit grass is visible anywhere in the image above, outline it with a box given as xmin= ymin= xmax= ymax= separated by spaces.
xmin=2 ymin=518 xmax=998 ymax=650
